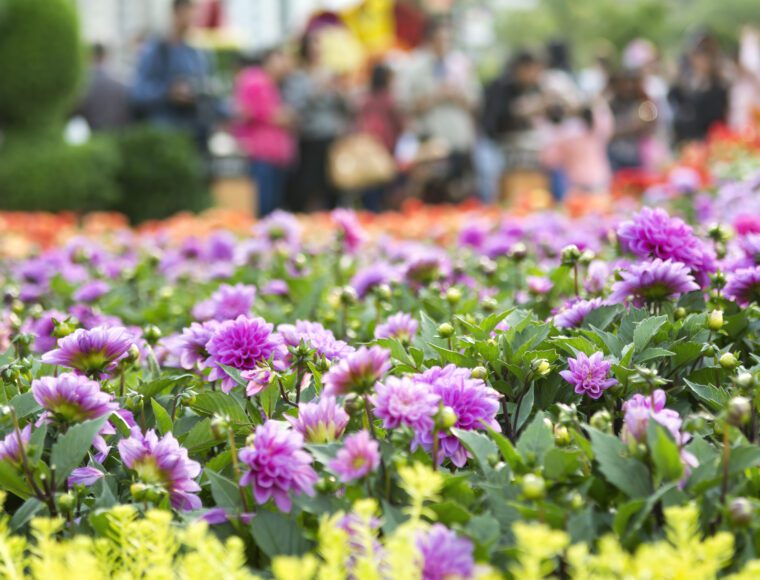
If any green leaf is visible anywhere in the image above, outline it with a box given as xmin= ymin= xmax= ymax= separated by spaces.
xmin=582 ymin=305 xmax=622 ymax=331
xmin=182 ymin=418 xmax=217 ymax=453
xmin=451 ymin=429 xmax=498 ymax=474
xmin=613 ymin=499 xmax=645 ymax=537
xmin=728 ymin=446 xmax=760 ymax=476
xmin=647 ymin=422 xmax=684 ymax=484
xmin=430 ymin=344 xmax=478 ymax=367
xmin=430 ymin=500 xmax=472 ymax=525
xmin=138 ymin=373 xmax=194 ymax=398
xmin=671 ymin=342 xmax=703 ymax=368
xmin=206 ymin=469 xmax=242 ymax=509
xmin=50 ymin=416 xmax=109 ymax=486
xmin=588 ymin=428 xmax=652 ymax=498
xmin=683 ymin=379 xmax=728 ymax=411
xmin=482 ymin=424 xmax=523 ymax=470
xmin=250 ymin=510 xmax=311 ymax=559
xmin=635 ymin=347 xmax=675 ymax=363
xmin=543 ymin=448 xmax=582 ymax=481
xmin=150 ymin=399 xmax=173 ymax=435
xmin=0 ymin=461 xmax=31 ymax=499
xmin=190 ymin=392 xmax=249 ymax=425
xmin=9 ymin=392 xmax=41 ymax=419
xmin=633 ymin=315 xmax=668 ymax=353
xmin=516 ymin=412 xmax=553 ymax=464
xmin=10 ymin=498 xmax=44 ymax=530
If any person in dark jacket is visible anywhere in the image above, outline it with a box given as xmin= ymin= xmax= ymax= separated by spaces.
xmin=75 ymin=44 xmax=131 ymax=132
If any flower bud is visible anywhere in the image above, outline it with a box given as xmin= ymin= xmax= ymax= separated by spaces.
xmin=579 ymin=250 xmax=595 ymax=265
xmin=533 ymin=358 xmax=551 ymax=377
xmin=711 ymin=271 xmax=727 ymax=288
xmin=481 ymin=297 xmax=498 ymax=312
xmin=509 ymin=243 xmax=528 ymax=262
xmin=210 ymin=415 xmax=231 ymax=439
xmin=142 ymin=324 xmax=162 ymax=345
xmin=58 ymin=492 xmax=76 ymax=514
xmin=719 ymin=352 xmax=738 ymax=370
xmin=343 ymin=393 xmax=365 ymax=416
xmin=52 ymin=318 xmax=77 ymax=339
xmin=471 ymin=366 xmax=488 ymax=380
xmin=558 ymin=403 xmax=577 ymax=426
xmin=130 ymin=482 xmax=148 ymax=501
xmin=727 ymin=396 xmax=752 ymax=427
xmin=340 ymin=286 xmax=358 ymax=306
xmin=436 ymin=406 xmax=458 ymax=430
xmin=590 ymin=410 xmax=612 ymax=432
xmin=437 ymin=323 xmax=454 ymax=338
xmin=445 ymin=287 xmax=462 ymax=305
xmin=735 ymin=372 xmax=755 ymax=390
xmin=374 ymin=284 xmax=392 ymax=301
xmin=560 ymin=244 xmax=581 ymax=266
xmin=728 ymin=497 xmax=753 ymax=527
xmin=479 ymin=257 xmax=497 ymax=276
xmin=521 ymin=474 xmax=546 ymax=500
xmin=707 ymin=310 xmax=724 ymax=331
xmin=704 ymin=344 xmax=715 ymax=357
xmin=554 ymin=424 xmax=571 ymax=447
xmin=674 ymin=307 xmax=687 ymax=320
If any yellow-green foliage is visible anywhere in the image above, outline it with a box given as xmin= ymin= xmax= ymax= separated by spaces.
xmin=0 ymin=493 xmax=256 ymax=580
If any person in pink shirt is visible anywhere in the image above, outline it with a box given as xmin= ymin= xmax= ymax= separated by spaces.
xmin=234 ymin=47 xmax=295 ymax=216
xmin=540 ymin=99 xmax=613 ymax=195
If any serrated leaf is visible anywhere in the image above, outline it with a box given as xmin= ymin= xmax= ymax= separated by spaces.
xmin=633 ymin=315 xmax=668 ymax=353
xmin=516 ymin=412 xmax=553 ymax=464
xmin=250 ymin=510 xmax=310 ymax=558
xmin=588 ymin=428 xmax=651 ymax=498
xmin=9 ymin=392 xmax=41 ymax=419
xmin=482 ymin=423 xmax=523 ymax=470
xmin=50 ymin=416 xmax=109 ymax=486
xmin=452 ymin=428 xmax=498 ymax=474
xmin=683 ymin=379 xmax=728 ymax=411
xmin=543 ymin=448 xmax=582 ymax=481
xmin=0 ymin=460 xmax=31 ymax=499
xmin=150 ymin=399 xmax=173 ymax=435
xmin=10 ymin=498 xmax=44 ymax=530
xmin=647 ymin=422 xmax=684 ymax=484
xmin=206 ymin=469 xmax=242 ymax=509
xmin=190 ymin=392 xmax=249 ymax=424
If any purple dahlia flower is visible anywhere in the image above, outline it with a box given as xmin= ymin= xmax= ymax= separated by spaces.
xmin=350 ymin=262 xmax=398 ymax=299
xmin=276 ymin=320 xmax=354 ymax=364
xmin=527 ymin=276 xmax=553 ymax=295
xmin=322 ymin=346 xmax=391 ymax=397
xmin=415 ymin=365 xmax=501 ymax=467
xmin=332 ymin=209 xmax=366 ymax=254
xmin=286 ymin=397 xmax=349 ymax=443
xmin=173 ymin=320 xmax=219 ymax=371
xmin=560 ymin=352 xmax=617 ymax=399
xmin=417 ymin=524 xmax=475 ymax=580
xmin=329 ymin=430 xmax=380 ymax=483
xmin=73 ymin=280 xmax=110 ymax=303
xmin=553 ymin=298 xmax=605 ymax=329
xmin=0 ymin=425 xmax=31 ymax=463
xmin=21 ymin=309 xmax=67 ymax=354
xmin=32 ymin=372 xmax=117 ymax=423
xmin=192 ymin=283 xmax=256 ymax=322
xmin=41 ymin=325 xmax=134 ymax=376
xmin=68 ymin=466 xmax=105 ymax=488
xmin=238 ymin=420 xmax=318 ymax=512
xmin=724 ymin=266 xmax=760 ymax=306
xmin=118 ymin=428 xmax=201 ymax=510
xmin=739 ymin=233 xmax=760 ymax=265
xmin=371 ymin=375 xmax=440 ymax=433
xmin=616 ymin=207 xmax=716 ymax=285
xmin=375 ymin=312 xmax=419 ymax=343
xmin=206 ymin=315 xmax=276 ymax=392
xmin=584 ymin=260 xmax=609 ymax=294
xmin=609 ymin=259 xmax=699 ymax=305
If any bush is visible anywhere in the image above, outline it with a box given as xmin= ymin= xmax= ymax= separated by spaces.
xmin=0 ymin=0 xmax=82 ymax=133
xmin=112 ymin=126 xmax=210 ymax=223
xmin=0 ymin=137 xmax=120 ymax=212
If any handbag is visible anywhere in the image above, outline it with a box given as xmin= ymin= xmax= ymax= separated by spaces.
xmin=329 ymin=133 xmax=396 ymax=191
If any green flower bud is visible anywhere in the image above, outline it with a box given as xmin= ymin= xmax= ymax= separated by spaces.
xmin=735 ymin=372 xmax=755 ymax=390
xmin=471 ymin=366 xmax=488 ymax=380
xmin=374 ymin=284 xmax=392 ymax=301
xmin=437 ymin=323 xmax=454 ymax=338
xmin=130 ymin=482 xmax=148 ymax=501
xmin=674 ymin=307 xmax=687 ymax=320
xmin=58 ymin=492 xmax=76 ymax=513
xmin=719 ymin=352 xmax=738 ymax=370
xmin=704 ymin=344 xmax=715 ymax=357
xmin=707 ymin=310 xmax=724 ymax=331
xmin=142 ymin=324 xmax=162 ymax=345
xmin=210 ymin=415 xmax=231 ymax=439
xmin=579 ymin=250 xmax=595 ymax=265
xmin=727 ymin=396 xmax=752 ymax=427
xmin=340 ymin=286 xmax=358 ymax=305
xmin=560 ymin=244 xmax=582 ymax=266
xmin=52 ymin=318 xmax=77 ymax=339
xmin=590 ymin=410 xmax=612 ymax=432
xmin=436 ymin=406 xmax=458 ymax=430
xmin=728 ymin=497 xmax=753 ymax=527
xmin=481 ymin=297 xmax=498 ymax=312
xmin=711 ymin=271 xmax=727 ymax=288
xmin=343 ymin=393 xmax=365 ymax=416
xmin=445 ymin=287 xmax=462 ymax=305
xmin=533 ymin=358 xmax=551 ymax=377
xmin=479 ymin=257 xmax=497 ymax=276
xmin=521 ymin=474 xmax=546 ymax=500
xmin=554 ymin=424 xmax=571 ymax=447
xmin=509 ymin=243 xmax=528 ymax=262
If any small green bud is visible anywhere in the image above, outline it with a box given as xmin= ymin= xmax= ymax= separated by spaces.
xmin=58 ymin=492 xmax=76 ymax=513
xmin=711 ymin=271 xmax=727 ymax=288
xmin=445 ymin=287 xmax=462 ymax=305
xmin=579 ymin=249 xmax=595 ymax=265
xmin=340 ymin=286 xmax=358 ymax=305
xmin=558 ymin=403 xmax=577 ymax=426
xmin=521 ymin=474 xmax=546 ymax=500
xmin=590 ymin=410 xmax=612 ymax=432
xmin=674 ymin=307 xmax=687 ymax=320
xmin=704 ymin=344 xmax=715 ymax=357
xmin=437 ymin=323 xmax=454 ymax=338
xmin=727 ymin=396 xmax=752 ymax=427
xmin=210 ymin=415 xmax=231 ymax=439
xmin=560 ymin=244 xmax=581 ymax=266
xmin=471 ymin=366 xmax=488 ymax=380
xmin=728 ymin=497 xmax=753 ymax=527
xmin=735 ymin=372 xmax=755 ymax=389
xmin=436 ymin=406 xmax=458 ymax=430
xmin=315 ymin=476 xmax=337 ymax=494
xmin=509 ymin=243 xmax=528 ymax=262
xmin=533 ymin=358 xmax=551 ymax=377
xmin=123 ymin=344 xmax=141 ymax=366
xmin=481 ymin=297 xmax=498 ymax=312
xmin=52 ymin=318 xmax=77 ymax=339
xmin=569 ymin=492 xmax=584 ymax=510
xmin=343 ymin=393 xmax=365 ymax=416
xmin=707 ymin=310 xmax=724 ymax=331
xmin=479 ymin=257 xmax=497 ymax=276
xmin=719 ymin=352 xmax=738 ymax=370
xmin=375 ymin=284 xmax=392 ymax=301
xmin=554 ymin=424 xmax=571 ymax=447
xmin=130 ymin=482 xmax=148 ymax=501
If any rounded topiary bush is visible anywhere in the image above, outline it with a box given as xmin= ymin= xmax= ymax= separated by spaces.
xmin=0 ymin=0 xmax=82 ymax=133
xmin=0 ymin=137 xmax=120 ymax=212
xmin=113 ymin=126 xmax=210 ymax=223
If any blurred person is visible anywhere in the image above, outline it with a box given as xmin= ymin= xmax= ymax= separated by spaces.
xmin=233 ymin=47 xmax=296 ymax=217
xmin=130 ymin=0 xmax=218 ymax=152
xmin=669 ymin=44 xmax=729 ymax=144
xmin=542 ymin=40 xmax=582 ymax=111
xmin=607 ymin=70 xmax=658 ymax=171
xmin=540 ymin=99 xmax=613 ymax=195
xmin=579 ymin=44 xmax=614 ymax=98
xmin=728 ymin=28 xmax=760 ymax=131
xmin=74 ymin=43 xmax=131 ymax=132
xmin=397 ymin=17 xmax=480 ymax=201
xmin=283 ymin=31 xmax=351 ymax=212
xmin=355 ymin=62 xmax=404 ymax=211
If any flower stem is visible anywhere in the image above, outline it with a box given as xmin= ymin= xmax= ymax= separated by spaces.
xmin=720 ymin=424 xmax=731 ymax=504
xmin=228 ymin=430 xmax=251 ymax=513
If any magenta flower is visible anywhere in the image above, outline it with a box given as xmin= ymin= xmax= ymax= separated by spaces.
xmin=206 ymin=315 xmax=276 ymax=392
xmin=32 ymin=373 xmax=117 ymax=424
xmin=375 ymin=312 xmax=419 ymax=343
xmin=118 ymin=428 xmax=202 ymax=510
xmin=241 ymin=367 xmax=273 ymax=397
xmin=584 ymin=260 xmax=609 ymax=294
xmin=322 ymin=346 xmax=391 ymax=397
xmin=73 ymin=280 xmax=110 ymax=303
xmin=371 ymin=376 xmax=440 ymax=433
xmin=553 ymin=298 xmax=605 ymax=329
xmin=560 ymin=352 xmax=617 ymax=399
xmin=724 ymin=267 xmax=760 ymax=306
xmin=41 ymin=325 xmax=134 ymax=376
xmin=173 ymin=320 xmax=219 ymax=371
xmin=332 ymin=209 xmax=366 ymax=254
xmin=609 ymin=259 xmax=699 ymax=305
xmin=0 ymin=425 xmax=31 ymax=464
xmin=68 ymin=466 xmax=105 ymax=488
xmin=21 ymin=309 xmax=67 ymax=354
xmin=192 ymin=283 xmax=256 ymax=322
xmin=350 ymin=262 xmax=398 ymax=299
xmin=286 ymin=397 xmax=349 ymax=443
xmin=238 ymin=421 xmax=318 ymax=512
xmin=276 ymin=320 xmax=354 ymax=364
xmin=417 ymin=524 xmax=475 ymax=580
xmin=617 ymin=207 xmax=716 ymax=285
xmin=415 ymin=365 xmax=501 ymax=467
xmin=262 ymin=279 xmax=289 ymax=297
xmin=329 ymin=430 xmax=380 ymax=483
xmin=527 ymin=276 xmax=553 ymax=295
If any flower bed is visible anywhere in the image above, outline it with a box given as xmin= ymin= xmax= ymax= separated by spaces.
xmin=1 ymin=163 xmax=760 ymax=578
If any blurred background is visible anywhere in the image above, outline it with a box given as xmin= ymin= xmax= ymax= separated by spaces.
xmin=2 ymin=0 xmax=760 ymax=222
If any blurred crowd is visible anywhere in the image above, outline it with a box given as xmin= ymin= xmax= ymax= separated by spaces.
xmin=74 ymin=0 xmax=760 ymax=216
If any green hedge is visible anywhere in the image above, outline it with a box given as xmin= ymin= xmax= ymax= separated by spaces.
xmin=0 ymin=137 xmax=120 ymax=212
xmin=0 ymin=0 xmax=82 ymax=133
xmin=112 ymin=126 xmax=210 ymax=223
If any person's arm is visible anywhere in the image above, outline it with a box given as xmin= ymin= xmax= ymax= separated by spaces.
xmin=130 ymin=42 xmax=169 ymax=112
